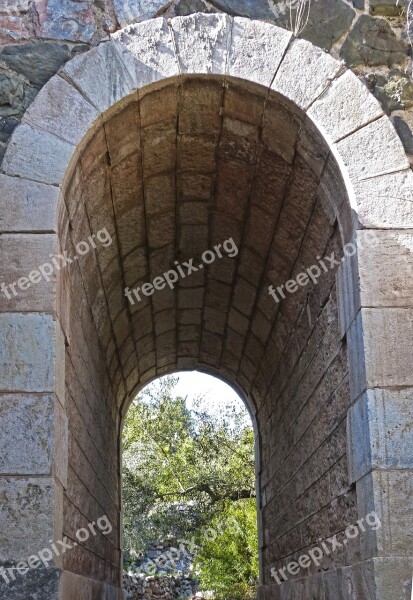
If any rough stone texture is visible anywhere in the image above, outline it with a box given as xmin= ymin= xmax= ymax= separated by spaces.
xmin=0 ymin=477 xmax=56 ymax=561
xmin=340 ymin=14 xmax=407 ymax=67
xmin=308 ymin=70 xmax=384 ymax=141
xmin=1 ymin=13 xmax=413 ymax=600
xmin=0 ymin=175 xmax=59 ymax=232
xmin=0 ymin=567 xmax=61 ymax=600
xmin=348 ymin=388 xmax=413 ymax=483
xmin=2 ymin=121 xmax=75 ymax=184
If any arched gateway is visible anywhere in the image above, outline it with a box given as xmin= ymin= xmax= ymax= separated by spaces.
xmin=0 ymin=13 xmax=412 ymax=600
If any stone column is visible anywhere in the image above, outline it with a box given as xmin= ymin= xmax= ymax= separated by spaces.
xmin=339 ymin=229 xmax=413 ymax=599
xmin=0 ymin=174 xmax=67 ymax=599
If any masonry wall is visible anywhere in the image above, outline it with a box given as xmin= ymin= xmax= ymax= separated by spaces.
xmin=1 ymin=0 xmax=413 ymax=166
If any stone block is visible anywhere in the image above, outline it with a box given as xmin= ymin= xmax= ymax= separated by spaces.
xmin=0 ymin=175 xmax=60 ymax=233
xmin=357 ymin=470 xmax=413 ymax=557
xmin=2 ymin=122 xmax=74 ymax=185
xmin=61 ymin=41 xmax=136 ymax=114
xmin=0 ymin=477 xmax=56 ymax=562
xmin=171 ymin=13 xmax=230 ymax=74
xmin=352 ymin=169 xmax=413 ymax=229
xmin=357 ymin=229 xmax=413 ymax=307
xmin=347 ymin=308 xmax=413 ymax=400
xmin=228 ymin=17 xmax=292 ymax=87
xmin=335 ymin=116 xmax=409 ymax=182
xmin=0 ymin=313 xmax=64 ymax=394
xmin=272 ymin=38 xmax=342 ymax=110
xmin=22 ymin=75 xmax=98 ymax=146
xmin=111 ymin=18 xmax=180 ymax=90
xmin=0 ymin=567 xmax=61 ymax=600
xmin=308 ymin=70 xmax=383 ymax=142
xmin=348 ymin=388 xmax=413 ymax=484
xmin=0 ymin=233 xmax=57 ymax=311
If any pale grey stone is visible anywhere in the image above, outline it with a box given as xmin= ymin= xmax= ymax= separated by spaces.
xmin=0 ymin=477 xmax=55 ymax=561
xmin=348 ymin=388 xmax=413 ymax=484
xmin=0 ymin=394 xmax=55 ymax=475
xmin=272 ymin=38 xmax=343 ymax=110
xmin=228 ymin=18 xmax=292 ymax=87
xmin=2 ymin=122 xmax=74 ymax=185
xmin=357 ymin=229 xmax=413 ymax=307
xmin=0 ymin=175 xmax=59 ymax=232
xmin=171 ymin=13 xmax=230 ymax=74
xmin=111 ymin=18 xmax=180 ymax=89
xmin=335 ymin=115 xmax=410 ymax=181
xmin=113 ymin=0 xmax=170 ymax=28
xmin=352 ymin=169 xmax=413 ymax=228
xmin=22 ymin=75 xmax=98 ymax=146
xmin=308 ymin=70 xmax=383 ymax=142
xmin=61 ymin=41 xmax=136 ymax=113
xmin=0 ymin=313 xmax=57 ymax=392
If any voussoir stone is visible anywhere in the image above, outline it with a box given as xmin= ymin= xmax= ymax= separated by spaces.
xmin=61 ymin=41 xmax=136 ymax=113
xmin=228 ymin=17 xmax=292 ymax=87
xmin=272 ymin=37 xmax=343 ymax=110
xmin=2 ymin=121 xmax=74 ymax=185
xmin=111 ymin=18 xmax=180 ymax=90
xmin=171 ymin=13 xmax=231 ymax=74
xmin=308 ymin=70 xmax=383 ymax=142
xmin=0 ymin=174 xmax=60 ymax=232
xmin=22 ymin=75 xmax=98 ymax=146
xmin=335 ymin=115 xmax=410 ymax=181
xmin=352 ymin=168 xmax=413 ymax=228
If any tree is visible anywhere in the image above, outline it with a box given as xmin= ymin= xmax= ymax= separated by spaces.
xmin=122 ymin=375 xmax=258 ymax=597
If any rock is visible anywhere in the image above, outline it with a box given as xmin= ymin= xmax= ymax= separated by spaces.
xmin=372 ymin=69 xmax=413 ymax=111
xmin=0 ymin=41 xmax=84 ymax=88
xmin=207 ymin=0 xmax=277 ymax=20
xmin=35 ymin=0 xmax=96 ymax=43
xmin=392 ymin=112 xmax=413 ymax=156
xmin=175 ymin=0 xmax=218 ymax=15
xmin=287 ymin=0 xmax=356 ymax=51
xmin=340 ymin=14 xmax=407 ymax=67
xmin=0 ymin=68 xmax=36 ymax=118
xmin=113 ymin=0 xmax=172 ymax=27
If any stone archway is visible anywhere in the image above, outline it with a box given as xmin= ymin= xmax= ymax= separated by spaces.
xmin=0 ymin=13 xmax=412 ymax=600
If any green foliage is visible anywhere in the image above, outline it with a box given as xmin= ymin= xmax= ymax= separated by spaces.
xmin=122 ymin=375 xmax=258 ymax=598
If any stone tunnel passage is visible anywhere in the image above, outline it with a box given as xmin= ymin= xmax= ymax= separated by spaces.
xmin=57 ymin=74 xmax=355 ymax=597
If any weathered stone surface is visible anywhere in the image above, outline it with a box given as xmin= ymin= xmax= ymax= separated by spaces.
xmin=0 ymin=174 xmax=59 ymax=232
xmin=288 ymin=0 xmax=356 ymax=51
xmin=22 ymin=75 xmax=98 ymax=145
xmin=272 ymin=38 xmax=342 ymax=110
xmin=0 ymin=313 xmax=59 ymax=392
xmin=113 ymin=0 xmax=171 ymax=27
xmin=340 ymin=14 xmax=406 ymax=67
xmin=61 ymin=41 xmax=135 ymax=113
xmin=392 ymin=112 xmax=413 ymax=157
xmin=111 ymin=18 xmax=179 ymax=89
xmin=171 ymin=13 xmax=230 ymax=74
xmin=0 ymin=41 xmax=84 ymax=89
xmin=228 ymin=17 xmax=292 ymax=87
xmin=335 ymin=115 xmax=409 ymax=181
xmin=309 ymin=70 xmax=383 ymax=142
xmin=348 ymin=388 xmax=413 ymax=484
xmin=0 ymin=477 xmax=56 ymax=561
xmin=0 ymin=394 xmax=56 ymax=474
xmin=0 ymin=567 xmax=60 ymax=600
xmin=352 ymin=168 xmax=413 ymax=228
xmin=372 ymin=69 xmax=413 ymax=112
xmin=35 ymin=0 xmax=96 ymax=43
xmin=0 ymin=68 xmax=36 ymax=119
xmin=208 ymin=0 xmax=277 ymax=19
xmin=2 ymin=122 xmax=74 ymax=185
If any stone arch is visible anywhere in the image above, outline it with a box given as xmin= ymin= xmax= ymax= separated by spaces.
xmin=0 ymin=13 xmax=412 ymax=600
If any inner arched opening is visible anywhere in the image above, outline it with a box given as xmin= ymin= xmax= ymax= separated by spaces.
xmin=122 ymin=372 xmax=258 ymax=599
xmin=58 ymin=74 xmax=353 ymax=594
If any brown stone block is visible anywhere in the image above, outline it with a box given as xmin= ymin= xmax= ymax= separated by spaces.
xmin=177 ymin=172 xmax=213 ymax=200
xmin=219 ymin=117 xmax=259 ymax=165
xmin=105 ymin=101 xmax=140 ymax=166
xmin=251 ymin=148 xmax=291 ymax=215
xmin=224 ymin=82 xmax=266 ymax=126
xmin=215 ymin=159 xmax=253 ymax=220
xmin=139 ymin=84 xmax=179 ymax=128
xmin=178 ymin=134 xmax=218 ymax=172
xmin=179 ymin=78 xmax=222 ymax=134
xmin=233 ymin=277 xmax=257 ymax=316
xmin=142 ymin=120 xmax=176 ymax=176
xmin=147 ymin=212 xmax=175 ymax=249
